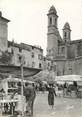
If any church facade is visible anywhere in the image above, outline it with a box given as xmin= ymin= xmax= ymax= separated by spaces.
xmin=46 ymin=6 xmax=82 ymax=76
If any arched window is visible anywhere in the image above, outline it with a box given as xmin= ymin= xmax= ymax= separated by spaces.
xmin=32 ymin=62 xmax=35 ymax=67
xmin=39 ymin=63 xmax=42 ymax=68
xmin=49 ymin=17 xmax=52 ymax=25
xmin=61 ymin=47 xmax=65 ymax=54
xmin=32 ymin=52 xmax=34 ymax=58
xmin=64 ymin=32 xmax=67 ymax=38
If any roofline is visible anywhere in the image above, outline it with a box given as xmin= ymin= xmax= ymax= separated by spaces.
xmin=8 ymin=41 xmax=43 ymax=51
xmin=58 ymin=39 xmax=82 ymax=46
xmin=21 ymin=43 xmax=43 ymax=51
xmin=70 ymin=39 xmax=82 ymax=44
xmin=0 ymin=16 xmax=10 ymax=22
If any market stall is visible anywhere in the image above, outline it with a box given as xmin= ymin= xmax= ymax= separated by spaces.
xmin=55 ymin=75 xmax=82 ymax=98
xmin=0 ymin=99 xmax=18 ymax=116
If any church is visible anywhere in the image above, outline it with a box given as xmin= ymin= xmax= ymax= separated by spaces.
xmin=46 ymin=6 xmax=82 ymax=76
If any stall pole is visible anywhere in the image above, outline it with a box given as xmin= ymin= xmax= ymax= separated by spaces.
xmin=20 ymin=55 xmax=24 ymax=117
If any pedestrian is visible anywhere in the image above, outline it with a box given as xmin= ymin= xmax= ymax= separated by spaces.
xmin=48 ymin=84 xmax=56 ymax=109
xmin=24 ymin=83 xmax=36 ymax=117
xmin=73 ymin=81 xmax=78 ymax=96
xmin=63 ymin=82 xmax=68 ymax=96
xmin=30 ymin=83 xmax=36 ymax=116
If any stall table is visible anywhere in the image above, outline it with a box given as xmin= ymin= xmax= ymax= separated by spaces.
xmin=0 ymin=99 xmax=18 ymax=116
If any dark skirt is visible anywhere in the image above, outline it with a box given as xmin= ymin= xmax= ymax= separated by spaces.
xmin=48 ymin=93 xmax=54 ymax=106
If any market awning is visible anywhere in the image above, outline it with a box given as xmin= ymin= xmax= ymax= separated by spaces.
xmin=0 ymin=65 xmax=41 ymax=79
xmin=55 ymin=75 xmax=82 ymax=82
xmin=33 ymin=70 xmax=56 ymax=82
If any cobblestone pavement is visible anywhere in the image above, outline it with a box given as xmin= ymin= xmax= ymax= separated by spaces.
xmin=33 ymin=92 xmax=82 ymax=117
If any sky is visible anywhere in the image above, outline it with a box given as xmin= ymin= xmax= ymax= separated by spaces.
xmin=0 ymin=0 xmax=82 ymax=55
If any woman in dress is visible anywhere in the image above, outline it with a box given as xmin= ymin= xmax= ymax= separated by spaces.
xmin=48 ymin=84 xmax=56 ymax=108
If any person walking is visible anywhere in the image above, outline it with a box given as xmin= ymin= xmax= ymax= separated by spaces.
xmin=48 ymin=84 xmax=56 ymax=109
xmin=63 ymin=82 xmax=68 ymax=96
xmin=24 ymin=83 xmax=36 ymax=117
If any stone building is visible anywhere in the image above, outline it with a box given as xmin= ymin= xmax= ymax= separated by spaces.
xmin=0 ymin=11 xmax=9 ymax=52
xmin=8 ymin=41 xmax=43 ymax=69
xmin=46 ymin=6 xmax=82 ymax=76
xmin=0 ymin=11 xmax=43 ymax=69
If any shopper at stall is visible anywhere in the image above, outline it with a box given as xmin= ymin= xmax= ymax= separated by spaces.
xmin=63 ymin=82 xmax=68 ymax=96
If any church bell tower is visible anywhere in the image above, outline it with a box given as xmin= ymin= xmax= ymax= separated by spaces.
xmin=63 ymin=22 xmax=71 ymax=42
xmin=47 ymin=6 xmax=59 ymax=59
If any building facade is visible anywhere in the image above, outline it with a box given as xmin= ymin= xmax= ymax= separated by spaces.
xmin=0 ymin=12 xmax=9 ymax=52
xmin=8 ymin=41 xmax=43 ymax=69
xmin=46 ymin=6 xmax=82 ymax=76
xmin=0 ymin=8 xmax=82 ymax=75
xmin=0 ymin=11 xmax=43 ymax=69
